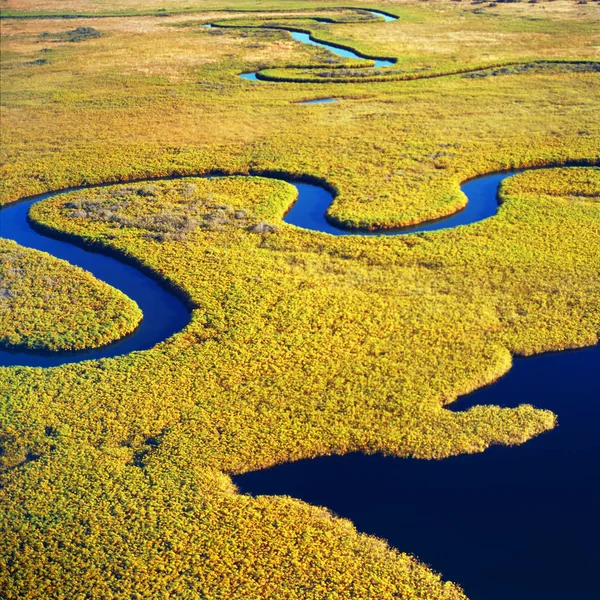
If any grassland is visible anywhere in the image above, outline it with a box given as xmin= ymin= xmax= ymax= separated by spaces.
xmin=1 ymin=1 xmax=599 ymax=598
xmin=0 ymin=239 xmax=142 ymax=351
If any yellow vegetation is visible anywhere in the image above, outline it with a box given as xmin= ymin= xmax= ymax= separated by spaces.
xmin=2 ymin=168 xmax=599 ymax=597
xmin=0 ymin=239 xmax=142 ymax=351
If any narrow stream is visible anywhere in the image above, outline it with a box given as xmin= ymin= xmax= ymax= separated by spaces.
xmin=234 ymin=8 xmax=397 ymax=82
xmin=296 ymin=97 xmax=339 ymax=104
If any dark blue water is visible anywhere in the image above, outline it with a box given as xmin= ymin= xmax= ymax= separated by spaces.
xmin=234 ymin=343 xmax=600 ymax=600
xmin=0 ymin=191 xmax=190 ymax=367
xmin=2 ymin=5 xmax=596 ymax=597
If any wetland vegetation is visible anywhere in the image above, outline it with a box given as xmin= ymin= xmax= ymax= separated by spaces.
xmin=1 ymin=1 xmax=599 ymax=598
xmin=0 ymin=239 xmax=142 ymax=351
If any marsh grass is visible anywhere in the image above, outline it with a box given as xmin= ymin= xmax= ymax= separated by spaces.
xmin=0 ymin=239 xmax=142 ymax=351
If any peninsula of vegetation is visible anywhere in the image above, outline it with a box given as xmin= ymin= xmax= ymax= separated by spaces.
xmin=0 ymin=1 xmax=598 ymax=599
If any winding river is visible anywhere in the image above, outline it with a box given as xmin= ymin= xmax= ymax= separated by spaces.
xmin=237 ymin=9 xmax=396 ymax=82
xmin=2 ymin=168 xmax=599 ymax=599
xmin=0 ymin=189 xmax=190 ymax=367
xmin=2 ymin=7 xmax=599 ymax=600
xmin=1 ymin=171 xmax=517 ymax=367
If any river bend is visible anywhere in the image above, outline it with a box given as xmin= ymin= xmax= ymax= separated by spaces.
xmin=1 ymin=170 xmax=518 ymax=367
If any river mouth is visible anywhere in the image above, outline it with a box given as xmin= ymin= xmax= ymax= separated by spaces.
xmin=233 ymin=340 xmax=600 ymax=600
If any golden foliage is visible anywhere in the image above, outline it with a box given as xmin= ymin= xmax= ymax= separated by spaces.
xmin=0 ymin=441 xmax=468 ymax=600
xmin=2 ymin=167 xmax=598 ymax=597
xmin=1 ymin=2 xmax=599 ymax=598
xmin=0 ymin=239 xmax=141 ymax=351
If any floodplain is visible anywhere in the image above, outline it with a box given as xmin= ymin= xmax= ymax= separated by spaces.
xmin=1 ymin=1 xmax=599 ymax=598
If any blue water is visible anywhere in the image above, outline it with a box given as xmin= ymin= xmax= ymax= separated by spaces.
xmin=288 ymin=30 xmax=395 ymax=69
xmin=285 ymin=173 xmax=508 ymax=235
xmin=0 ymin=170 xmax=570 ymax=367
xmin=235 ymin=8 xmax=397 ymax=81
xmin=2 ymin=168 xmax=598 ymax=599
xmin=3 ymin=4 xmax=596 ymax=598
xmin=235 ymin=171 xmax=600 ymax=599
xmin=365 ymin=9 xmax=398 ymax=23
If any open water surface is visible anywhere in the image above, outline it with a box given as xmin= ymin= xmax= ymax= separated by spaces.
xmin=0 ymin=191 xmax=190 ymax=367
xmin=3 ymin=170 xmax=598 ymax=600
xmin=297 ymin=97 xmax=339 ymax=104
xmin=234 ymin=168 xmax=600 ymax=600
xmin=235 ymin=342 xmax=600 ymax=600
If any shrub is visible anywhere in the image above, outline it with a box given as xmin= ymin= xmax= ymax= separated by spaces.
xmin=136 ymin=184 xmax=160 ymax=197
xmin=249 ymin=221 xmax=277 ymax=234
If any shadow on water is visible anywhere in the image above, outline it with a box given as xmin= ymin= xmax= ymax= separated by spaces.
xmin=234 ymin=342 xmax=600 ymax=600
